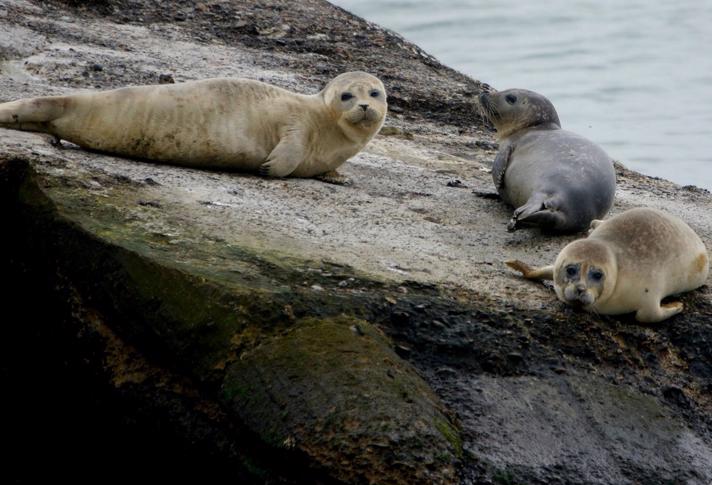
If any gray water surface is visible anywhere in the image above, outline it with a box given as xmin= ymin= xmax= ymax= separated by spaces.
xmin=333 ymin=0 xmax=712 ymax=189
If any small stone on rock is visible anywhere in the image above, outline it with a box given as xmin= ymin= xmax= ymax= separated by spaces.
xmin=447 ymin=179 xmax=467 ymax=188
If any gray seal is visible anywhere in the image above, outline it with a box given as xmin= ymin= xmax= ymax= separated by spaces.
xmin=479 ymin=89 xmax=616 ymax=233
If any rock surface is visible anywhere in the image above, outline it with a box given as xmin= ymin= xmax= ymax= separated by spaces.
xmin=1 ymin=1 xmax=711 ymax=484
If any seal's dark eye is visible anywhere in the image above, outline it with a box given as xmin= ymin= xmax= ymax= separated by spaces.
xmin=341 ymin=92 xmax=353 ymax=101
xmin=566 ymin=266 xmax=578 ymax=277
xmin=589 ymin=270 xmax=604 ymax=282
xmin=505 ymin=94 xmax=518 ymax=104
xmin=370 ymin=90 xmax=380 ymax=98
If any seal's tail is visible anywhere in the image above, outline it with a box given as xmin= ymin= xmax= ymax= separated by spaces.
xmin=0 ymin=95 xmax=68 ymax=133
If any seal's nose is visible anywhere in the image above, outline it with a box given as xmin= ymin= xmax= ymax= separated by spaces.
xmin=575 ymin=284 xmax=587 ymax=295
xmin=359 ymin=104 xmax=369 ymax=111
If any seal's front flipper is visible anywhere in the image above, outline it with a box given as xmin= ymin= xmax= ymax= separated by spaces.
xmin=635 ymin=300 xmax=683 ymax=323
xmin=259 ymin=129 xmax=305 ymax=178
xmin=315 ymin=170 xmax=352 ymax=186
xmin=492 ymin=143 xmax=513 ymax=190
xmin=587 ymin=219 xmax=604 ymax=235
xmin=505 ymin=260 xmax=554 ymax=281
xmin=589 ymin=219 xmax=604 ymax=230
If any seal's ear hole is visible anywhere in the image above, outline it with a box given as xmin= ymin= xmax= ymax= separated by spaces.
xmin=505 ymin=94 xmax=518 ymax=104
xmin=341 ymin=92 xmax=354 ymax=102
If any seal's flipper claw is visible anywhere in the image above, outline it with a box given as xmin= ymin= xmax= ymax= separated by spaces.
xmin=316 ymin=170 xmax=352 ymax=186
xmin=258 ymin=165 xmax=270 ymax=177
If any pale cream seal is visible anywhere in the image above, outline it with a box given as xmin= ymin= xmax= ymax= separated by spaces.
xmin=506 ymin=208 xmax=709 ymax=322
xmin=0 ymin=71 xmax=387 ymax=182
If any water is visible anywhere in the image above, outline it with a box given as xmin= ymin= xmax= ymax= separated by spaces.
xmin=332 ymin=0 xmax=712 ymax=189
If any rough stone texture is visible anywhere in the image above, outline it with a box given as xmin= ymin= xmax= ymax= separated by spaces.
xmin=1 ymin=1 xmax=712 ymax=484
xmin=225 ymin=318 xmax=459 ymax=484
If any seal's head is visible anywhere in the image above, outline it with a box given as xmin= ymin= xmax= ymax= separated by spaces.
xmin=479 ymin=89 xmax=560 ymax=139
xmin=553 ymin=239 xmax=617 ymax=311
xmin=321 ymin=71 xmax=387 ymax=141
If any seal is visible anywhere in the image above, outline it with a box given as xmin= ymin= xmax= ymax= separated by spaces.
xmin=0 ymin=71 xmax=387 ymax=182
xmin=479 ymin=88 xmax=616 ymax=233
xmin=506 ymin=207 xmax=709 ymax=322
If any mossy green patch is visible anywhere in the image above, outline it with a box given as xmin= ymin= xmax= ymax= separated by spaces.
xmin=435 ymin=417 xmax=463 ymax=459
xmin=493 ymin=469 xmax=518 ymax=485
xmin=223 ymin=316 xmax=458 ymax=484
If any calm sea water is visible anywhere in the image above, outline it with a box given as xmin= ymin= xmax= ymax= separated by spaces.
xmin=332 ymin=0 xmax=712 ymax=189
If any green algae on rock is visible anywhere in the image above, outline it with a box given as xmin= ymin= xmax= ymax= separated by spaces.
xmin=225 ymin=317 xmax=460 ymax=484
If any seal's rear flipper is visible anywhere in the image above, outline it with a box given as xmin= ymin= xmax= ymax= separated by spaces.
xmin=513 ymin=209 xmax=568 ymax=231
xmin=505 ymin=260 xmax=554 ymax=281
xmin=508 ymin=195 xmax=567 ymax=232
xmin=508 ymin=196 xmax=544 ymax=231
xmin=0 ymin=96 xmax=68 ymax=133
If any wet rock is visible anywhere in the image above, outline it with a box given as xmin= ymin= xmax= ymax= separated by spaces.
xmin=224 ymin=318 xmax=459 ymax=484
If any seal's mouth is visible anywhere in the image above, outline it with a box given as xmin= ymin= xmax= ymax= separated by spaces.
xmin=347 ymin=107 xmax=381 ymax=126
xmin=563 ymin=285 xmax=596 ymax=308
